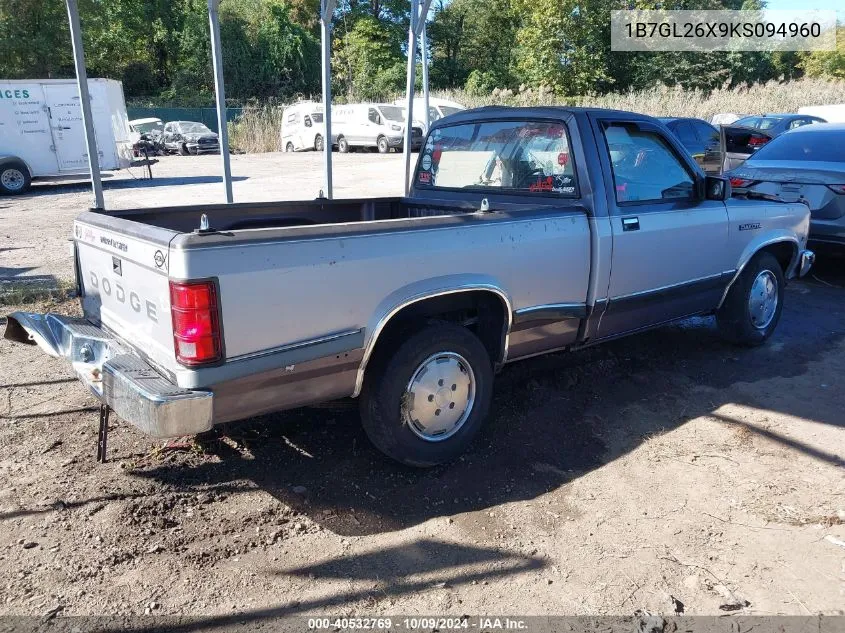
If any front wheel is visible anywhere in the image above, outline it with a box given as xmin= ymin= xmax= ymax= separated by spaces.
xmin=377 ymin=136 xmax=389 ymax=154
xmin=314 ymin=134 xmax=324 ymax=152
xmin=359 ymin=323 xmax=493 ymax=467
xmin=717 ymin=251 xmax=785 ymax=346
xmin=337 ymin=136 xmax=349 ymax=153
xmin=285 ymin=142 xmax=294 ymax=153
xmin=179 ymin=143 xmax=190 ymax=156
xmin=0 ymin=160 xmax=31 ymax=195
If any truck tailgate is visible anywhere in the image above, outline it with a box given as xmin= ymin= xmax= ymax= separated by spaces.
xmin=73 ymin=218 xmax=177 ymax=374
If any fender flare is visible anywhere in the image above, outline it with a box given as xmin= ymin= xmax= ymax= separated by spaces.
xmin=352 ymin=279 xmax=513 ymax=398
xmin=0 ymin=155 xmax=32 ymax=177
xmin=717 ymin=235 xmax=799 ymax=309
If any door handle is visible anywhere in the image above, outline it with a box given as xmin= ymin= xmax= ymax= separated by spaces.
xmin=622 ymin=216 xmax=640 ymax=232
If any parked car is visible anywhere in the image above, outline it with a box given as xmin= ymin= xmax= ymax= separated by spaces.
xmin=129 ymin=117 xmax=164 ymax=157
xmin=5 ymin=106 xmax=813 ymax=467
xmin=660 ymin=117 xmax=771 ymax=173
xmin=281 ymin=101 xmax=326 ymax=152
xmin=332 ymin=103 xmax=422 ymax=153
xmin=0 ymin=78 xmax=132 ymax=194
xmin=162 ymin=121 xmax=219 ymax=155
xmin=727 ymin=123 xmax=845 ymax=255
xmin=733 ymin=114 xmax=826 ymax=138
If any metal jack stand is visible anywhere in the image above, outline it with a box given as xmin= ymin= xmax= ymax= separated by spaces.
xmin=96 ymin=404 xmax=110 ymax=463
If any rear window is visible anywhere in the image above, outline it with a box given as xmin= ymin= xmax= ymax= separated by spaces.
xmin=415 ymin=120 xmax=577 ymax=196
xmin=750 ymin=131 xmax=845 ymax=162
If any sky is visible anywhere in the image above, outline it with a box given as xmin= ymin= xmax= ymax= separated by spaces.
xmin=764 ymin=0 xmax=844 ymax=19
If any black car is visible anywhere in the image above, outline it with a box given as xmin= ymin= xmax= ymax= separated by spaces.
xmin=733 ymin=113 xmax=826 ymax=138
xmin=659 ymin=117 xmax=723 ymax=174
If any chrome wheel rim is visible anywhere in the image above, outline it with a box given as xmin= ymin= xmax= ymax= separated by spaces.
xmin=403 ymin=352 xmax=476 ymax=442
xmin=748 ymin=269 xmax=778 ymax=330
xmin=1 ymin=168 xmax=25 ymax=191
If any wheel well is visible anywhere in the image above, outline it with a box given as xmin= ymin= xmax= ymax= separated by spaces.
xmin=0 ymin=156 xmax=31 ymax=176
xmin=369 ymin=290 xmax=510 ymax=369
xmin=759 ymin=241 xmax=796 ymax=274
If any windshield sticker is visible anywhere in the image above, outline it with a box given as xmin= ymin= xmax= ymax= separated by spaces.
xmin=418 ymin=171 xmax=431 ymax=185
xmin=425 ymin=137 xmax=434 ymax=151
xmin=432 ymin=146 xmax=442 ymax=162
xmin=558 ymin=152 xmax=569 ymax=166
xmin=421 ymin=154 xmax=432 ymax=170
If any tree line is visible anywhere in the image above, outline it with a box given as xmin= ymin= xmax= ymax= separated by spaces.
xmin=1 ymin=0 xmax=842 ymax=106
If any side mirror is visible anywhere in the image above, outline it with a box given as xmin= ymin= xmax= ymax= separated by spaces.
xmin=705 ymin=175 xmax=731 ymax=201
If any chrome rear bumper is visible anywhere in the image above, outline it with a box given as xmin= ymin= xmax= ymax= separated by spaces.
xmin=4 ymin=312 xmax=212 ymax=438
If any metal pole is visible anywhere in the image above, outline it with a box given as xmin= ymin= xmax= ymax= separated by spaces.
xmin=421 ymin=17 xmax=430 ymax=133
xmin=64 ymin=0 xmax=104 ymax=210
xmin=320 ymin=0 xmax=336 ymax=199
xmin=402 ymin=0 xmax=420 ymax=196
xmin=208 ymin=0 xmax=233 ymax=203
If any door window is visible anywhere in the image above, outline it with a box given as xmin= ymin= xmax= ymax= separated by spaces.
xmin=602 ymin=123 xmax=695 ymax=203
xmin=673 ymin=121 xmax=698 ymax=145
xmin=368 ymin=109 xmax=381 ymax=125
xmin=692 ymin=121 xmax=719 ymax=144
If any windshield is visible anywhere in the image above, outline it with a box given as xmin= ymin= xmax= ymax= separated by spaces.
xmin=378 ymin=106 xmax=406 ymax=122
xmin=179 ymin=122 xmax=213 ymax=134
xmin=133 ymin=121 xmax=163 ymax=134
xmin=311 ymin=112 xmax=324 ymax=123
xmin=415 ymin=120 xmax=577 ymax=195
xmin=749 ymin=131 xmax=845 ymax=163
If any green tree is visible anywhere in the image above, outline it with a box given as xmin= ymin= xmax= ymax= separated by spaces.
xmin=800 ymin=27 xmax=845 ymax=80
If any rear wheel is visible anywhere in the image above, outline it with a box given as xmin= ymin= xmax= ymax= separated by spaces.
xmin=179 ymin=143 xmax=190 ymax=156
xmin=0 ymin=160 xmax=31 ymax=195
xmin=377 ymin=136 xmax=389 ymax=154
xmin=717 ymin=251 xmax=785 ymax=346
xmin=314 ymin=134 xmax=324 ymax=152
xmin=286 ymin=142 xmax=294 ymax=153
xmin=359 ymin=323 xmax=493 ymax=467
xmin=337 ymin=136 xmax=349 ymax=153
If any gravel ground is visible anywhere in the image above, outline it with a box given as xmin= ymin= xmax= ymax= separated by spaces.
xmin=0 ymin=153 xmax=844 ymax=621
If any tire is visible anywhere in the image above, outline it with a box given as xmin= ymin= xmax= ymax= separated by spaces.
xmin=314 ymin=134 xmax=324 ymax=152
xmin=179 ymin=143 xmax=190 ymax=156
xmin=359 ymin=323 xmax=494 ymax=467
xmin=717 ymin=251 xmax=785 ymax=346
xmin=286 ymin=142 xmax=294 ymax=153
xmin=337 ymin=136 xmax=349 ymax=153
xmin=0 ymin=160 xmax=31 ymax=195
xmin=377 ymin=136 xmax=389 ymax=154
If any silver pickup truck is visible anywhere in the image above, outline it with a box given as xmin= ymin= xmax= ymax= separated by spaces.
xmin=5 ymin=107 xmax=815 ymax=466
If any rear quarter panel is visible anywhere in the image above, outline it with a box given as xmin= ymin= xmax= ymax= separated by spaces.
xmin=169 ymin=212 xmax=591 ymax=369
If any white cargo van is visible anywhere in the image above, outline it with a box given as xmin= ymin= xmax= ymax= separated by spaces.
xmin=331 ymin=103 xmax=422 ymax=153
xmin=798 ymin=104 xmax=845 ymax=123
xmin=393 ymin=97 xmax=465 ymax=134
xmin=0 ymin=78 xmax=132 ymax=194
xmin=281 ymin=102 xmax=327 ymax=152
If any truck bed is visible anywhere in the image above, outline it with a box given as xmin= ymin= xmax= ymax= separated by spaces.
xmin=103 ymin=197 xmax=483 ymax=233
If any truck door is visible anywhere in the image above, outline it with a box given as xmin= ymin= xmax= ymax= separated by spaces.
xmin=594 ymin=118 xmax=731 ymax=337
xmin=44 ymin=84 xmax=98 ymax=173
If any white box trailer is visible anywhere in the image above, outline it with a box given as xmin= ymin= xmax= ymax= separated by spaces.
xmin=0 ymin=78 xmax=132 ymax=194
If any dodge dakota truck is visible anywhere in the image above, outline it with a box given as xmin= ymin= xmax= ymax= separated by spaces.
xmin=5 ymin=107 xmax=815 ymax=466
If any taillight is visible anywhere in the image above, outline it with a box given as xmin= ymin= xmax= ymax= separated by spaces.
xmin=730 ymin=177 xmax=755 ymax=188
xmin=826 ymin=184 xmax=845 ymax=194
xmin=748 ymin=135 xmax=768 ymax=148
xmin=169 ymin=280 xmax=222 ymax=366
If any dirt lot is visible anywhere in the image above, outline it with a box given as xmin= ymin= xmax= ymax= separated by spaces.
xmin=0 ymin=154 xmax=844 ymax=621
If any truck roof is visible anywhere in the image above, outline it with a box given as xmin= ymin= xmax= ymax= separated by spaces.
xmin=430 ymin=105 xmax=656 ymax=128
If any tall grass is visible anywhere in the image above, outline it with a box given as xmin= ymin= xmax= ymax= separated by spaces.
xmin=228 ymin=105 xmax=285 ymax=153
xmin=226 ymin=78 xmax=845 ymax=153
